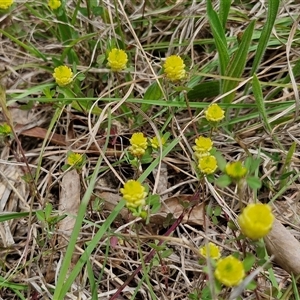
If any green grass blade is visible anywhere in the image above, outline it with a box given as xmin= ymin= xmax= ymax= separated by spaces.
xmin=252 ymin=74 xmax=272 ymax=134
xmin=250 ymin=0 xmax=280 ymax=76
xmin=139 ymin=137 xmax=180 ymax=182
xmin=0 ymin=29 xmax=47 ymax=61
xmin=206 ymin=0 xmax=230 ymax=76
xmin=0 ymin=212 xmax=31 ymax=222
xmin=292 ymin=274 xmax=300 ymax=300
xmin=55 ymin=200 xmax=126 ymax=299
xmin=53 ymin=109 xmax=118 ymax=299
xmin=0 ymin=276 xmax=27 ymax=290
xmin=219 ymin=0 xmax=231 ymax=29
xmin=280 ymin=142 xmax=296 ymax=189
xmin=187 ymin=80 xmax=220 ymax=100
xmin=222 ymin=20 xmax=255 ymax=103
xmin=86 ymin=258 xmax=98 ymax=300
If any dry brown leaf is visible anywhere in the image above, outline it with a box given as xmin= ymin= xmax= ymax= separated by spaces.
xmin=58 ymin=169 xmax=80 ymax=262
xmin=19 ymin=126 xmax=121 ymax=156
xmin=100 ymin=192 xmax=203 ymax=226
xmin=150 ymin=195 xmax=204 ymax=226
xmin=264 ymin=218 xmax=300 ymax=275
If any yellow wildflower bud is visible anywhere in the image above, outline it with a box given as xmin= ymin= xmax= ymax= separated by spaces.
xmin=107 ymin=48 xmax=128 ymax=72
xmin=199 ymin=242 xmax=221 ymax=260
xmin=129 ymin=132 xmax=148 ymax=157
xmin=48 ymin=0 xmax=61 ymax=10
xmin=205 ymin=103 xmax=225 ymax=122
xmin=67 ymin=152 xmax=83 ymax=166
xmin=163 ymin=55 xmax=186 ymax=82
xmin=0 ymin=0 xmax=13 ymax=10
xmin=120 ymin=180 xmax=147 ymax=209
xmin=150 ymin=136 xmax=166 ymax=149
xmin=0 ymin=123 xmax=12 ymax=135
xmin=238 ymin=203 xmax=274 ymax=240
xmin=53 ymin=65 xmax=73 ymax=87
xmin=226 ymin=161 xmax=247 ymax=180
xmin=198 ymin=155 xmax=217 ymax=175
xmin=193 ymin=136 xmax=213 ymax=159
xmin=215 ymin=255 xmax=245 ymax=287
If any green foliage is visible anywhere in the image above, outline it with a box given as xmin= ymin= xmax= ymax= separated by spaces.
xmin=206 ymin=0 xmax=229 ymax=76
xmin=249 ymin=0 xmax=280 ymax=76
xmin=1 ymin=0 xmax=298 ymax=298
xmin=252 ymin=74 xmax=272 ymax=134
xmin=222 ymin=20 xmax=255 ymax=103
xmin=36 ymin=203 xmax=66 ymax=236
xmin=243 ymin=253 xmax=255 ymax=272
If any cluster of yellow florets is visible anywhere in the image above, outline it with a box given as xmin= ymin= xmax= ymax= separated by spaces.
xmin=193 ymin=136 xmax=217 ymax=175
xmin=198 ymin=242 xmax=245 ymax=287
xmin=48 ymin=0 xmax=61 ymax=10
xmin=120 ymin=180 xmax=147 ymax=209
xmin=197 ymin=202 xmax=274 ymax=288
xmin=0 ymin=0 xmax=13 ymax=10
xmin=129 ymin=132 xmax=148 ymax=157
xmin=53 ymin=65 xmax=73 ymax=87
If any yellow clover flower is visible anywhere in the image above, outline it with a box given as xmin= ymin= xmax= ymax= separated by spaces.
xmin=0 ymin=123 xmax=12 ymax=135
xmin=107 ymin=48 xmax=128 ymax=72
xmin=198 ymin=155 xmax=217 ymax=175
xmin=129 ymin=132 xmax=148 ymax=157
xmin=67 ymin=152 xmax=83 ymax=166
xmin=205 ymin=103 xmax=225 ymax=122
xmin=150 ymin=136 xmax=166 ymax=149
xmin=163 ymin=55 xmax=186 ymax=82
xmin=120 ymin=180 xmax=147 ymax=209
xmin=226 ymin=161 xmax=247 ymax=180
xmin=53 ymin=65 xmax=73 ymax=87
xmin=238 ymin=203 xmax=274 ymax=240
xmin=215 ymin=255 xmax=245 ymax=287
xmin=0 ymin=0 xmax=13 ymax=9
xmin=199 ymin=242 xmax=221 ymax=260
xmin=193 ymin=136 xmax=213 ymax=159
xmin=48 ymin=0 xmax=61 ymax=10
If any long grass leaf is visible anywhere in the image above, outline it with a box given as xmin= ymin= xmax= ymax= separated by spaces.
xmin=207 ymin=0 xmax=230 ymax=76
xmin=56 ymin=200 xmax=125 ymax=299
xmin=222 ymin=20 xmax=255 ymax=103
xmin=0 ymin=29 xmax=47 ymax=61
xmin=250 ymin=0 xmax=280 ymax=76
xmin=0 ymin=212 xmax=31 ymax=222
xmin=280 ymin=142 xmax=296 ymax=189
xmin=252 ymin=74 xmax=272 ymax=134
xmin=219 ymin=0 xmax=231 ymax=29
xmin=187 ymin=81 xmax=220 ymax=100
xmin=53 ymin=110 xmax=113 ymax=299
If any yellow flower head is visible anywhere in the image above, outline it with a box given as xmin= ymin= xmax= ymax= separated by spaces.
xmin=53 ymin=65 xmax=73 ymax=87
xmin=0 ymin=123 xmax=12 ymax=135
xmin=163 ymin=55 xmax=186 ymax=82
xmin=226 ymin=161 xmax=247 ymax=180
xmin=48 ymin=0 xmax=61 ymax=10
xmin=193 ymin=136 xmax=213 ymax=159
xmin=215 ymin=255 xmax=245 ymax=287
xmin=198 ymin=155 xmax=217 ymax=175
xmin=129 ymin=132 xmax=148 ymax=157
xmin=67 ymin=152 xmax=84 ymax=166
xmin=150 ymin=136 xmax=166 ymax=149
xmin=205 ymin=104 xmax=225 ymax=122
xmin=107 ymin=48 xmax=128 ymax=72
xmin=120 ymin=180 xmax=147 ymax=209
xmin=238 ymin=203 xmax=274 ymax=240
xmin=0 ymin=0 xmax=13 ymax=9
xmin=199 ymin=242 xmax=221 ymax=260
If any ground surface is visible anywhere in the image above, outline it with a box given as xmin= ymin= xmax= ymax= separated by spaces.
xmin=1 ymin=0 xmax=300 ymax=299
